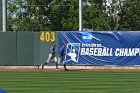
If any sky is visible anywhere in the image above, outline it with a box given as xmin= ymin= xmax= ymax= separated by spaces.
xmin=106 ymin=0 xmax=124 ymax=5
xmin=108 ymin=0 xmax=112 ymax=3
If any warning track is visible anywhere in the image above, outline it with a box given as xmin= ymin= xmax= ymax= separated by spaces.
xmin=1 ymin=66 xmax=140 ymax=72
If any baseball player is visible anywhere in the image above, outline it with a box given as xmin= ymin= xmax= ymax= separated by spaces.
xmin=58 ymin=43 xmax=68 ymax=71
xmin=41 ymin=42 xmax=59 ymax=70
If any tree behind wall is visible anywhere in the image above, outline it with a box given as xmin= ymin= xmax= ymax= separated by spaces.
xmin=7 ymin=0 xmax=140 ymax=31
xmin=0 ymin=0 xmax=2 ymax=31
xmin=119 ymin=0 xmax=140 ymax=30
xmin=8 ymin=0 xmax=79 ymax=31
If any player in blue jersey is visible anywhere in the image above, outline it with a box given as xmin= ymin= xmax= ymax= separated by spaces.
xmin=58 ymin=43 xmax=68 ymax=71
xmin=41 ymin=42 xmax=58 ymax=70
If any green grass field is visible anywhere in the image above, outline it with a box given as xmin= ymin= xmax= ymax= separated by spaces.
xmin=0 ymin=71 xmax=140 ymax=93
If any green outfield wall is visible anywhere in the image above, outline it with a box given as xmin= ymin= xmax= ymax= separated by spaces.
xmin=0 ymin=31 xmax=57 ymax=66
xmin=17 ymin=32 xmax=34 ymax=65
xmin=34 ymin=32 xmax=40 ymax=65
xmin=0 ymin=32 xmax=16 ymax=65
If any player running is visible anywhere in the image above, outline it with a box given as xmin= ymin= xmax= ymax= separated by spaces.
xmin=58 ymin=43 xmax=68 ymax=71
xmin=41 ymin=42 xmax=59 ymax=70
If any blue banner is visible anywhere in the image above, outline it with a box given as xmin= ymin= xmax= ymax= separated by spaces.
xmin=58 ymin=31 xmax=140 ymax=66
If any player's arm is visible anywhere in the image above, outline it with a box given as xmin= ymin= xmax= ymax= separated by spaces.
xmin=54 ymin=51 xmax=57 ymax=53
xmin=63 ymin=48 xmax=66 ymax=55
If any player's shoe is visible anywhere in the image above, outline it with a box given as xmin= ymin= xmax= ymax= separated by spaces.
xmin=37 ymin=65 xmax=39 ymax=68
xmin=64 ymin=68 xmax=68 ymax=71
xmin=56 ymin=68 xmax=59 ymax=70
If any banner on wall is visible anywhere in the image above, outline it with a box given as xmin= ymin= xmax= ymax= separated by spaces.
xmin=58 ymin=31 xmax=140 ymax=66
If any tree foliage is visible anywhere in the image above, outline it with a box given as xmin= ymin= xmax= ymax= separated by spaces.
xmin=7 ymin=0 xmax=140 ymax=31
xmin=119 ymin=0 xmax=140 ymax=30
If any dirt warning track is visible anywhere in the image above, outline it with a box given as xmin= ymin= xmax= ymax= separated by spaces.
xmin=1 ymin=66 xmax=140 ymax=72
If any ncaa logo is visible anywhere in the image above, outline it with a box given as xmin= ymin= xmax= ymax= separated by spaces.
xmin=65 ymin=43 xmax=81 ymax=63
xmin=81 ymin=32 xmax=93 ymax=43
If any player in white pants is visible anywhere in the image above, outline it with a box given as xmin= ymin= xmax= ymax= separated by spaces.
xmin=41 ymin=42 xmax=58 ymax=70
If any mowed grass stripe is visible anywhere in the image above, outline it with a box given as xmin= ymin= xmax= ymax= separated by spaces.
xmin=0 ymin=71 xmax=140 ymax=93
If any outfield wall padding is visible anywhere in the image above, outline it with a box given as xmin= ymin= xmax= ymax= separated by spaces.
xmin=17 ymin=32 xmax=34 ymax=65
xmin=34 ymin=32 xmax=40 ymax=65
xmin=0 ymin=32 xmax=16 ymax=65
xmin=0 ymin=31 xmax=58 ymax=66
xmin=0 ymin=31 xmax=140 ymax=66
